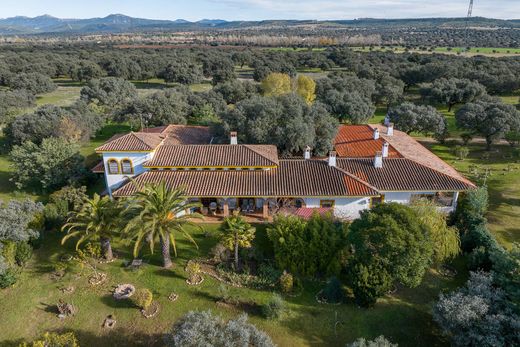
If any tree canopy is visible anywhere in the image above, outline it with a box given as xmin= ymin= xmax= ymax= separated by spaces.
xmin=9 ymin=138 xmax=85 ymax=192
xmin=80 ymin=77 xmax=138 ymax=110
xmin=388 ymin=102 xmax=447 ymax=137
xmin=456 ymin=97 xmax=520 ymax=150
xmin=424 ymin=78 xmax=487 ymax=111
xmin=345 ymin=203 xmax=433 ymax=306
xmin=434 ymin=271 xmax=520 ymax=347
xmin=219 ymin=94 xmax=338 ymax=156
xmin=166 ymin=311 xmax=275 ymax=347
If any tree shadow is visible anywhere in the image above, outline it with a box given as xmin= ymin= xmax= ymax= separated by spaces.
xmin=99 ymin=294 xmax=136 ymax=309
xmin=153 ymin=268 xmax=186 ymax=280
xmin=2 ymin=329 xmax=164 ymax=347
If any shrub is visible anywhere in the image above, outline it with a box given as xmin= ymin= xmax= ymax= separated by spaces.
xmin=453 ymin=145 xmax=469 ymax=160
xmin=0 ymin=268 xmax=18 ymax=289
xmin=166 ymin=310 xmax=274 ymax=347
xmin=15 ymin=242 xmax=33 ymax=266
xmin=131 ymin=288 xmax=153 ymax=310
xmin=267 ymin=213 xmax=348 ymax=278
xmin=321 ymin=276 xmax=345 ymax=303
xmin=186 ymin=261 xmax=202 ymax=282
xmin=209 ymin=242 xmax=231 ymax=264
xmin=346 ymin=335 xmax=398 ymax=347
xmin=279 ymin=271 xmax=293 ymax=293
xmin=262 ymin=293 xmax=286 ymax=320
xmin=217 ymin=284 xmax=239 ymax=305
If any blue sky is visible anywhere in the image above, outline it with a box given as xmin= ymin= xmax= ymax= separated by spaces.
xmin=1 ymin=0 xmax=519 ymax=21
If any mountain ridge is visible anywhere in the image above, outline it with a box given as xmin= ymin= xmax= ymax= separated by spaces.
xmin=0 ymin=14 xmax=519 ymax=35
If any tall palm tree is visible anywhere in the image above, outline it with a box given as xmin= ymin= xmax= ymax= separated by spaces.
xmin=123 ymin=182 xmax=203 ymax=268
xmin=220 ymin=215 xmax=256 ymax=271
xmin=61 ymin=194 xmax=121 ymax=260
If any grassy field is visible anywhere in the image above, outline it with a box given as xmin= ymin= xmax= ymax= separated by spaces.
xmin=424 ymin=141 xmax=520 ymax=247
xmin=0 ymin=224 xmax=467 ymax=347
xmin=352 ymin=46 xmax=520 ymax=57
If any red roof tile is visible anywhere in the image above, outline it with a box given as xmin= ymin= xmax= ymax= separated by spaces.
xmin=95 ymin=132 xmax=164 ymax=152
xmin=334 ymin=125 xmax=402 ymax=158
xmin=113 ymin=159 xmax=379 ymax=198
xmin=338 ymin=158 xmax=474 ymax=192
xmin=92 ymin=161 xmax=105 ymax=173
xmin=144 ymin=144 xmax=279 ymax=168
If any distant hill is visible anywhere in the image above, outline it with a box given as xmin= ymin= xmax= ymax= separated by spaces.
xmin=0 ymin=14 xmax=518 ymax=35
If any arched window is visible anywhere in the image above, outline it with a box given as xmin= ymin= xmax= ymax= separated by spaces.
xmin=121 ymin=159 xmax=133 ymax=175
xmin=107 ymin=159 xmax=119 ymax=175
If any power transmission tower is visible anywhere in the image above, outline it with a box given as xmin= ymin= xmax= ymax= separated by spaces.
xmin=467 ymin=0 xmax=474 ymax=18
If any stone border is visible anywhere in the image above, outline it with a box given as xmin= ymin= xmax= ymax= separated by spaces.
xmin=186 ymin=275 xmax=204 ymax=286
xmin=168 ymin=293 xmax=179 ymax=302
xmin=141 ymin=302 xmax=159 ymax=318
xmin=88 ymin=273 xmax=107 ymax=286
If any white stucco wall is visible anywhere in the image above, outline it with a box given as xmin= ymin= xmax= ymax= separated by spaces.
xmin=102 ymin=152 xmax=154 ymax=196
xmin=303 ymin=197 xmax=371 ymax=219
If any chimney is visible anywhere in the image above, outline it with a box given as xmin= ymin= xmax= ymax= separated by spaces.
xmin=304 ymin=146 xmax=311 ymax=160
xmin=387 ymin=123 xmax=394 ymax=136
xmin=382 ymin=141 xmax=389 ymax=158
xmin=384 ymin=115 xmax=391 ymax=126
xmin=374 ymin=151 xmax=383 ymax=168
xmin=230 ymin=131 xmax=238 ymax=145
xmin=373 ymin=128 xmax=380 ymax=140
xmin=328 ymin=150 xmax=337 ymax=167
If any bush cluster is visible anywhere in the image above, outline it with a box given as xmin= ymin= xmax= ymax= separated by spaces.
xmin=267 ymin=213 xmax=347 ymax=278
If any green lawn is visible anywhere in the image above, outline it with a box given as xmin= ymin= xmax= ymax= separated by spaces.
xmin=0 ymin=224 xmax=466 ymax=347
xmin=352 ymin=46 xmax=520 ymax=56
xmin=424 ymin=141 xmax=520 ymax=247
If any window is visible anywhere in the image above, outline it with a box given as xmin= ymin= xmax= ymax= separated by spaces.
xmin=320 ymin=200 xmax=335 ymax=208
xmin=370 ymin=195 xmax=385 ymax=207
xmin=121 ymin=159 xmax=133 ymax=174
xmin=107 ymin=159 xmax=119 ymax=174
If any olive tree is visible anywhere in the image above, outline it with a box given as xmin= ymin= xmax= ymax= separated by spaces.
xmin=387 ymin=102 xmax=447 ymax=137
xmin=434 ymin=271 xmax=520 ymax=347
xmin=456 ymin=97 xmax=520 ymax=150
xmin=166 ymin=311 xmax=275 ymax=347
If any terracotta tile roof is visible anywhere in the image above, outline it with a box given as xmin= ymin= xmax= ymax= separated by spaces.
xmin=144 ymin=144 xmax=280 ymax=168
xmin=92 ymin=161 xmax=105 ymax=173
xmin=113 ymin=160 xmax=379 ymax=198
xmin=334 ymin=125 xmax=402 ymax=158
xmin=369 ymin=124 xmax=475 ymax=187
xmin=292 ymin=207 xmax=333 ymax=219
xmin=337 ymin=158 xmax=474 ymax=192
xmin=96 ymin=125 xmax=212 ymax=152
xmin=95 ymin=132 xmax=164 ymax=152
xmin=161 ymin=125 xmax=212 ymax=145
xmin=141 ymin=125 xmax=168 ymax=133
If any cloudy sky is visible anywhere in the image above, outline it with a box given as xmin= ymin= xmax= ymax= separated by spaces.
xmin=1 ymin=0 xmax=519 ymax=21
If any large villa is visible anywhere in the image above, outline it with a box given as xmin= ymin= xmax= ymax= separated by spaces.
xmin=93 ymin=123 xmax=475 ymax=220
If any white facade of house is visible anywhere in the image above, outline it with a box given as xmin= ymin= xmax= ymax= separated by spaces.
xmin=304 ymin=197 xmax=371 ymax=219
xmin=102 ymin=152 xmax=154 ymax=197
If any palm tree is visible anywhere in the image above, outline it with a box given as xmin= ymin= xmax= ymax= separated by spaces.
xmin=61 ymin=194 xmax=120 ymax=260
xmin=123 ymin=182 xmax=202 ymax=268
xmin=220 ymin=215 xmax=256 ymax=271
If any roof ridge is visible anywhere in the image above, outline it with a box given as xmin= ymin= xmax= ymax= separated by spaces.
xmin=332 ymin=164 xmax=381 ymax=194
xmin=243 ymin=144 xmax=279 ymax=166
xmin=131 ymin=132 xmax=156 ymax=150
